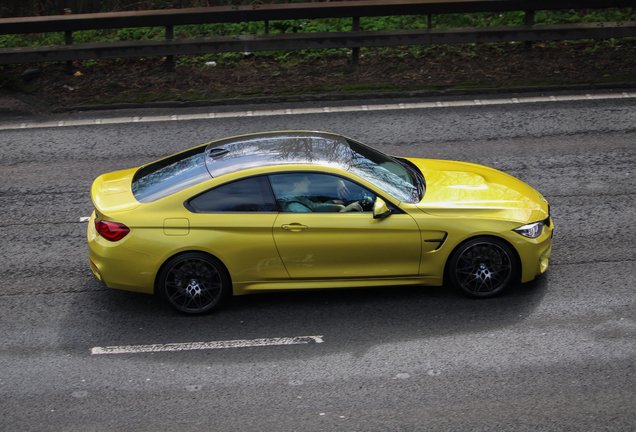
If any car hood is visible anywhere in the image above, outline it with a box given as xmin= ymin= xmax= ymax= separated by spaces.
xmin=405 ymin=158 xmax=549 ymax=224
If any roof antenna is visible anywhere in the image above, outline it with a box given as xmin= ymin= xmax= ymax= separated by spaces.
xmin=208 ymin=148 xmax=230 ymax=160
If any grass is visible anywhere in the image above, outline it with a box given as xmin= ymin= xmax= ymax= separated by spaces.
xmin=0 ymin=8 xmax=634 ymax=66
xmin=0 ymin=72 xmax=40 ymax=92
xmin=1 ymin=6 xmax=635 ymax=107
xmin=339 ymin=82 xmax=400 ymax=93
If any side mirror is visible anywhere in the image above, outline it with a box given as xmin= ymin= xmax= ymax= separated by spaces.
xmin=373 ymin=197 xmax=392 ymax=219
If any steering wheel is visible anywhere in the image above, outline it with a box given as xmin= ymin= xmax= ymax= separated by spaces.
xmin=355 ymin=192 xmax=374 ymax=211
xmin=340 ymin=184 xmax=374 ymax=211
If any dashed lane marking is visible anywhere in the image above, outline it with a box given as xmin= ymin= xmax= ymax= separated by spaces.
xmin=1 ymin=92 xmax=634 ymax=131
xmin=91 ymin=335 xmax=324 ymax=355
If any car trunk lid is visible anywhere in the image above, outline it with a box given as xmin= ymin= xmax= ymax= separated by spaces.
xmin=91 ymin=168 xmax=141 ymax=215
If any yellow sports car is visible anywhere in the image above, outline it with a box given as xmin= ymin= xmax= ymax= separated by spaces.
xmin=88 ymin=131 xmax=552 ymax=314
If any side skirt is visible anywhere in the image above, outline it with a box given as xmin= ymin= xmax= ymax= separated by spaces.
xmin=232 ymin=276 xmax=443 ymax=296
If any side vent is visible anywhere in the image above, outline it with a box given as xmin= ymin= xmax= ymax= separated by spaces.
xmin=424 ymin=233 xmax=448 ymax=251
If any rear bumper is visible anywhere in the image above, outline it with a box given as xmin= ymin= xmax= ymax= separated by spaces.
xmin=87 ymin=212 xmax=158 ymax=294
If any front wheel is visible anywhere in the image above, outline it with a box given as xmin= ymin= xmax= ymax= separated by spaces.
xmin=158 ymin=252 xmax=230 ymax=314
xmin=448 ymin=237 xmax=517 ymax=298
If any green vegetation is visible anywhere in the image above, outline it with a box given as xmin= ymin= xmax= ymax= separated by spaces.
xmin=0 ymin=8 xmax=633 ymax=67
xmin=1 ymin=6 xmax=635 ymax=106
xmin=0 ymin=72 xmax=39 ymax=92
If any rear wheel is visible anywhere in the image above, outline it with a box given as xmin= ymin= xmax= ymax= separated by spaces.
xmin=448 ymin=237 xmax=517 ymax=298
xmin=158 ymin=253 xmax=230 ymax=314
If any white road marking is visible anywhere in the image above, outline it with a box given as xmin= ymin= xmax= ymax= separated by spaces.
xmin=91 ymin=335 xmax=324 ymax=355
xmin=79 ymin=216 xmax=90 ymax=222
xmin=2 ymin=92 xmax=633 ymax=131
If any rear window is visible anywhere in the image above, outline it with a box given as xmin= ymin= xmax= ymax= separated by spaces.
xmin=132 ymin=145 xmax=210 ymax=203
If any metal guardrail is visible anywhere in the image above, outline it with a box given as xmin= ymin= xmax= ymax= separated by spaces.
xmin=0 ymin=0 xmax=635 ymax=69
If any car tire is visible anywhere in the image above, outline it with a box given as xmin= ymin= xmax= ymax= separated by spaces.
xmin=158 ymin=252 xmax=230 ymax=314
xmin=448 ymin=237 xmax=517 ymax=298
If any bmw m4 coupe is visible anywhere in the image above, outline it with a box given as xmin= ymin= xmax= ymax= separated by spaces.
xmin=88 ymin=131 xmax=553 ymax=314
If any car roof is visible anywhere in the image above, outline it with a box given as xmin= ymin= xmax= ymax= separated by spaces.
xmin=132 ymin=131 xmax=386 ymax=203
xmin=204 ymin=131 xmax=354 ymax=178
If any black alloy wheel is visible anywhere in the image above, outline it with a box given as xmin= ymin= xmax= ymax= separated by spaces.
xmin=158 ymin=252 xmax=230 ymax=314
xmin=448 ymin=237 xmax=517 ymax=298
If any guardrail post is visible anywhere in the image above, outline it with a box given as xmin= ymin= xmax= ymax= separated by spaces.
xmin=352 ymin=16 xmax=360 ymax=66
xmin=525 ymin=10 xmax=534 ymax=51
xmin=166 ymin=24 xmax=175 ymax=72
xmin=265 ymin=20 xmax=269 ymax=34
xmin=64 ymin=8 xmax=72 ymax=74
xmin=428 ymin=14 xmax=433 ymax=29
xmin=165 ymin=2 xmax=175 ymax=72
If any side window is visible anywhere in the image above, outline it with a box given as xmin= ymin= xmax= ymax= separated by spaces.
xmin=187 ymin=176 xmax=277 ymax=212
xmin=269 ymin=173 xmax=374 ymax=213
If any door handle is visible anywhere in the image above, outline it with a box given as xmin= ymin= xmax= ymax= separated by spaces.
xmin=281 ymin=223 xmax=308 ymax=232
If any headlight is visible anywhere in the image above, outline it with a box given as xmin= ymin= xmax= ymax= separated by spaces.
xmin=514 ymin=221 xmax=544 ymax=238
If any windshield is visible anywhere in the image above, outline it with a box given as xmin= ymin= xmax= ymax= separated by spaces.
xmin=345 ymin=139 xmax=423 ymax=203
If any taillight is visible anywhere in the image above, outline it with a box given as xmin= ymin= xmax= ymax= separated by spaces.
xmin=95 ymin=219 xmax=130 ymax=241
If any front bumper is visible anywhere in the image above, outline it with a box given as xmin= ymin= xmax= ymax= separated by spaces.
xmin=516 ymin=217 xmax=553 ymax=283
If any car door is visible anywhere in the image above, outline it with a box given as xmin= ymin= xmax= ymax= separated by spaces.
xmin=185 ymin=175 xmax=289 ymax=282
xmin=269 ymin=172 xmax=421 ymax=279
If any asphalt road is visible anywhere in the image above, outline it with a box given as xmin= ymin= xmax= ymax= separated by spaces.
xmin=1 ymin=92 xmax=635 ymax=431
